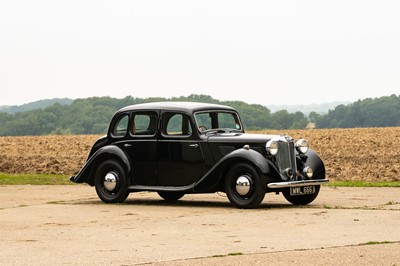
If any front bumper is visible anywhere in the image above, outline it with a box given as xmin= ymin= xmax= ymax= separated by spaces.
xmin=267 ymin=179 xmax=329 ymax=189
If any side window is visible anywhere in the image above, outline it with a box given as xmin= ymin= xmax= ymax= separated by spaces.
xmin=163 ymin=113 xmax=192 ymax=136
xmin=195 ymin=112 xmax=242 ymax=131
xmin=195 ymin=113 xmax=212 ymax=131
xmin=130 ymin=112 xmax=158 ymax=136
xmin=112 ymin=114 xmax=129 ymax=137
xmin=218 ymin=112 xmax=241 ymax=130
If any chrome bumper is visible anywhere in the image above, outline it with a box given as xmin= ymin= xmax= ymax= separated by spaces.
xmin=267 ymin=179 xmax=329 ymax=189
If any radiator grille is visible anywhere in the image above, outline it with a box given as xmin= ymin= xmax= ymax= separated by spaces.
xmin=276 ymin=141 xmax=297 ymax=181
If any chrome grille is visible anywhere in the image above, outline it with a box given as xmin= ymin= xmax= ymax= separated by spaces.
xmin=276 ymin=141 xmax=297 ymax=181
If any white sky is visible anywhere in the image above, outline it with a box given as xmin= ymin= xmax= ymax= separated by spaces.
xmin=0 ymin=0 xmax=399 ymax=106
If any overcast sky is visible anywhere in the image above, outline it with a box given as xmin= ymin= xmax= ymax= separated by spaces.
xmin=1 ymin=0 xmax=399 ymax=106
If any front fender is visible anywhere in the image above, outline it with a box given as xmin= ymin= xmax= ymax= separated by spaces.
xmin=193 ymin=148 xmax=274 ymax=192
xmin=303 ymin=149 xmax=326 ymax=180
xmin=70 ymin=145 xmax=131 ymax=185
xmin=221 ymin=148 xmax=272 ymax=174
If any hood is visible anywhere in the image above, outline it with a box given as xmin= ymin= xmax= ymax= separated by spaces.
xmin=207 ymin=133 xmax=293 ymax=144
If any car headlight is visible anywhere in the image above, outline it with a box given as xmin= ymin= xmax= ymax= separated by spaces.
xmin=295 ymin=139 xmax=309 ymax=154
xmin=266 ymin=140 xmax=278 ymax=155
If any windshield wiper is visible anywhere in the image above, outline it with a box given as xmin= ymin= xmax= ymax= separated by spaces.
xmin=228 ymin=129 xmax=243 ymax=133
xmin=204 ymin=129 xmax=227 ymax=135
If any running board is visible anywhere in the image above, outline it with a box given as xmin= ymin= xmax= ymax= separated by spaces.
xmin=267 ymin=179 xmax=329 ymax=189
xmin=128 ymin=185 xmax=194 ymax=193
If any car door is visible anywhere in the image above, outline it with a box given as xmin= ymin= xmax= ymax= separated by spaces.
xmin=157 ymin=111 xmax=206 ymax=186
xmin=117 ymin=111 xmax=158 ymax=186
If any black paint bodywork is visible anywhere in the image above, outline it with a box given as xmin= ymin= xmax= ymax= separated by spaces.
xmin=70 ymin=101 xmax=326 ymax=196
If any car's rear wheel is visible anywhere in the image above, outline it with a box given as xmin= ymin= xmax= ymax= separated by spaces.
xmin=95 ymin=159 xmax=129 ymax=203
xmin=157 ymin=191 xmax=185 ymax=201
xmin=282 ymin=185 xmax=320 ymax=205
xmin=225 ymin=163 xmax=265 ymax=209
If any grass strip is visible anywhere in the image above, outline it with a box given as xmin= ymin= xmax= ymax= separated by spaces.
xmin=1 ymin=173 xmax=400 ymax=187
xmin=212 ymin=252 xmax=244 ymax=258
xmin=0 ymin=173 xmax=73 ymax=185
xmin=361 ymin=241 xmax=394 ymax=245
xmin=328 ymin=181 xmax=400 ymax=187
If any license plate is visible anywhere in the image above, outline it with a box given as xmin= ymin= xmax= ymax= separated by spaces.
xmin=290 ymin=186 xmax=315 ymax=196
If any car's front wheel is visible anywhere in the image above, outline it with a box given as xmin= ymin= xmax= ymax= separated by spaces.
xmin=95 ymin=159 xmax=129 ymax=203
xmin=225 ymin=163 xmax=265 ymax=209
xmin=282 ymin=185 xmax=320 ymax=205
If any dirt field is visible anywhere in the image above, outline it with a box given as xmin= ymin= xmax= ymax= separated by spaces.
xmin=1 ymin=127 xmax=400 ymax=181
xmin=0 ymin=185 xmax=399 ymax=265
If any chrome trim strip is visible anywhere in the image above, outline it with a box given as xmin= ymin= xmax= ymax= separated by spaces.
xmin=267 ymin=179 xmax=329 ymax=189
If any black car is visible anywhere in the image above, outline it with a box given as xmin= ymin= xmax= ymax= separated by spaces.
xmin=70 ymin=101 xmax=328 ymax=209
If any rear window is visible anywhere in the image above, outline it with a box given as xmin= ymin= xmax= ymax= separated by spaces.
xmin=112 ymin=114 xmax=129 ymax=137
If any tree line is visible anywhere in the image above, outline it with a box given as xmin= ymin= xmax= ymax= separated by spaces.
xmin=309 ymin=94 xmax=400 ymax=128
xmin=0 ymin=94 xmax=399 ymax=136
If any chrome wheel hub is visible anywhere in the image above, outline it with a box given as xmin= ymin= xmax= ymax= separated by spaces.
xmin=235 ymin=175 xmax=251 ymax=196
xmin=104 ymin=171 xmax=118 ymax=191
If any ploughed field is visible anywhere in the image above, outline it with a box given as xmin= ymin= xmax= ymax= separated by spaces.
xmin=1 ymin=127 xmax=399 ymax=182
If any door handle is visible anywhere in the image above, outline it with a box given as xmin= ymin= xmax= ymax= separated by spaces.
xmin=124 ymin=144 xmax=132 ymax=148
xmin=189 ymin=144 xmax=199 ymax=148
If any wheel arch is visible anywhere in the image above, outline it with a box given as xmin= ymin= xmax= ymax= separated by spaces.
xmin=223 ymin=148 xmax=271 ymax=173
xmin=193 ymin=148 xmax=275 ymax=192
xmin=71 ymin=145 xmax=131 ymax=186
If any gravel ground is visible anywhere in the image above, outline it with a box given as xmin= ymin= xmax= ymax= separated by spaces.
xmin=0 ymin=185 xmax=399 ymax=265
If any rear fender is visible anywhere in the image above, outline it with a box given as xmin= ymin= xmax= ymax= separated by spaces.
xmin=70 ymin=145 xmax=131 ymax=186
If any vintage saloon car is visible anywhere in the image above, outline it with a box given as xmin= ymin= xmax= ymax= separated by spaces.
xmin=70 ymin=102 xmax=328 ymax=209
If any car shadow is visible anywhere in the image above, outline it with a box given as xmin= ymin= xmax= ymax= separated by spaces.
xmin=77 ymin=197 xmax=300 ymax=209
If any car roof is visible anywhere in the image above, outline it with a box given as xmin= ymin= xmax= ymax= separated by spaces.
xmin=117 ymin=101 xmax=237 ymax=113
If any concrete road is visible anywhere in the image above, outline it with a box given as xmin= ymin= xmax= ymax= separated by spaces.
xmin=0 ymin=185 xmax=399 ymax=265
